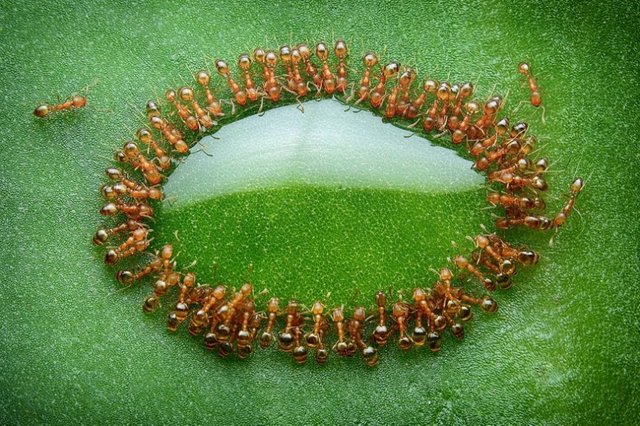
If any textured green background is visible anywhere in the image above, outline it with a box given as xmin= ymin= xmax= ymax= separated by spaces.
xmin=1 ymin=0 xmax=638 ymax=424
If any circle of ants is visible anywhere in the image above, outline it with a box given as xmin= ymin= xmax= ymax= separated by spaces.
xmin=84 ymin=40 xmax=584 ymax=367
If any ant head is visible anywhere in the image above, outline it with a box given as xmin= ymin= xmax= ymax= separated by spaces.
xmin=311 ymin=301 xmax=324 ymax=315
xmin=160 ymin=244 xmax=173 ymax=260
xmin=145 ymin=100 xmax=160 ymax=117
xmin=331 ymin=306 xmax=344 ymax=322
xmin=465 ymin=101 xmax=480 ymax=115
xmin=72 ymin=95 xmax=86 ymax=108
xmin=237 ymin=54 xmax=252 ymax=70
xmin=183 ymin=272 xmax=196 ymax=287
xmin=290 ymin=48 xmax=302 ymax=64
xmin=496 ymin=117 xmax=510 ymax=135
xmin=33 ymin=104 xmax=49 ymax=117
xmin=116 ymin=270 xmax=134 ymax=285
xmin=460 ymin=82 xmax=474 ymax=98
xmin=196 ymin=70 xmax=210 ymax=86
xmin=352 ymin=306 xmax=366 ymax=321
xmin=423 ymin=78 xmax=437 ymax=93
xmin=265 ymin=50 xmax=278 ymax=68
xmin=100 ymin=203 xmax=118 ymax=216
xmin=412 ymin=288 xmax=426 ymax=302
xmin=214 ymin=60 xmax=229 ymax=76
xmin=334 ymin=40 xmax=347 ymax=58
xmin=296 ymin=43 xmax=310 ymax=59
xmin=279 ymin=45 xmax=291 ymax=62
xmin=517 ymin=62 xmax=530 ymax=74
xmin=165 ymin=89 xmax=177 ymax=102
xmin=399 ymin=68 xmax=416 ymax=86
xmin=136 ymin=128 xmax=152 ymax=143
xmin=213 ymin=285 xmax=226 ymax=300
xmin=267 ymin=297 xmax=280 ymax=313
xmin=571 ymin=178 xmax=584 ymax=194
xmin=383 ymin=61 xmax=400 ymax=77
xmin=363 ymin=52 xmax=378 ymax=68
xmin=440 ymin=266 xmax=454 ymax=280
xmin=178 ymin=86 xmax=194 ymax=102
xmin=93 ymin=229 xmax=109 ymax=245
xmin=436 ymin=82 xmax=450 ymax=101
xmin=315 ymin=42 xmax=328 ymax=60
xmin=253 ymin=48 xmax=266 ymax=63
xmin=484 ymin=99 xmax=500 ymax=114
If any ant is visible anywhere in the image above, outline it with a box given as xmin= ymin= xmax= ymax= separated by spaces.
xmin=115 ymin=141 xmax=163 ymax=185
xmin=453 ymin=255 xmax=496 ymax=291
xmin=385 ymin=68 xmax=415 ymax=118
xmin=135 ymin=128 xmax=172 ymax=171
xmin=165 ymin=89 xmax=199 ymax=132
xmin=195 ymin=70 xmax=224 ymax=117
xmin=259 ymin=297 xmax=280 ymax=348
xmin=334 ymin=40 xmax=349 ymax=94
xmin=100 ymin=200 xmax=153 ymax=221
xmin=103 ymin=226 xmax=149 ymax=265
xmin=235 ymin=300 xmax=258 ymax=359
xmin=214 ymin=283 xmax=253 ymax=344
xmin=391 ymin=302 xmax=413 ymax=350
xmin=33 ymin=94 xmax=87 ymax=118
xmin=346 ymin=52 xmax=378 ymax=105
xmin=349 ymin=307 xmax=379 ymax=367
xmin=372 ymin=291 xmax=390 ymax=345
xmin=370 ymin=62 xmax=400 ymax=109
xmin=496 ymin=178 xmax=583 ymax=229
xmin=101 ymin=169 xmax=162 ymax=202
xmin=305 ymin=301 xmax=329 ymax=364
xmin=93 ymin=219 xmax=145 ymax=246
xmin=518 ymin=63 xmax=541 ymax=107
xmin=167 ymin=272 xmax=196 ymax=331
xmin=190 ymin=285 xmax=226 ymax=337
xmin=237 ymin=54 xmax=260 ymax=102
xmin=290 ymin=47 xmax=309 ymax=98
xmin=114 ymin=244 xmax=173 ymax=285
xmin=296 ymin=43 xmax=322 ymax=92
xmin=332 ymin=306 xmax=356 ymax=357
xmin=253 ymin=48 xmax=281 ymax=104
xmin=215 ymin=59 xmax=248 ymax=107
xmin=404 ymin=78 xmax=436 ymax=119
xmin=315 ymin=42 xmax=336 ymax=94
xmin=178 ymin=86 xmax=215 ymax=130
xmin=146 ymin=103 xmax=189 ymax=154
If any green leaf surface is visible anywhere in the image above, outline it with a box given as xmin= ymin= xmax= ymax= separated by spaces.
xmin=1 ymin=0 xmax=638 ymax=424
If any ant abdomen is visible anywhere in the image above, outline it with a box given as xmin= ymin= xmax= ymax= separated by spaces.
xmin=278 ymin=331 xmax=294 ymax=352
xmin=259 ymin=331 xmax=274 ymax=349
xmin=427 ymin=331 xmax=442 ymax=352
xmin=315 ymin=347 xmax=329 ymax=365
xmin=361 ymin=346 xmax=379 ymax=367
xmin=305 ymin=332 xmax=320 ymax=348
xmin=450 ymin=323 xmax=464 ymax=340
xmin=292 ymin=345 xmax=308 ymax=364
xmin=203 ymin=332 xmax=220 ymax=350
xmin=412 ymin=326 xmax=427 ymax=346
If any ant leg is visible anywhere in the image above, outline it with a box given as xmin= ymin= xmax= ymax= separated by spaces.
xmin=344 ymin=82 xmax=356 ymax=104
xmin=295 ymin=96 xmax=305 ymax=113
xmin=280 ymin=84 xmax=298 ymax=97
xmin=511 ymin=100 xmax=527 ymax=115
xmin=193 ymin=141 xmax=214 ymax=157
xmin=406 ymin=117 xmax=422 ymax=129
